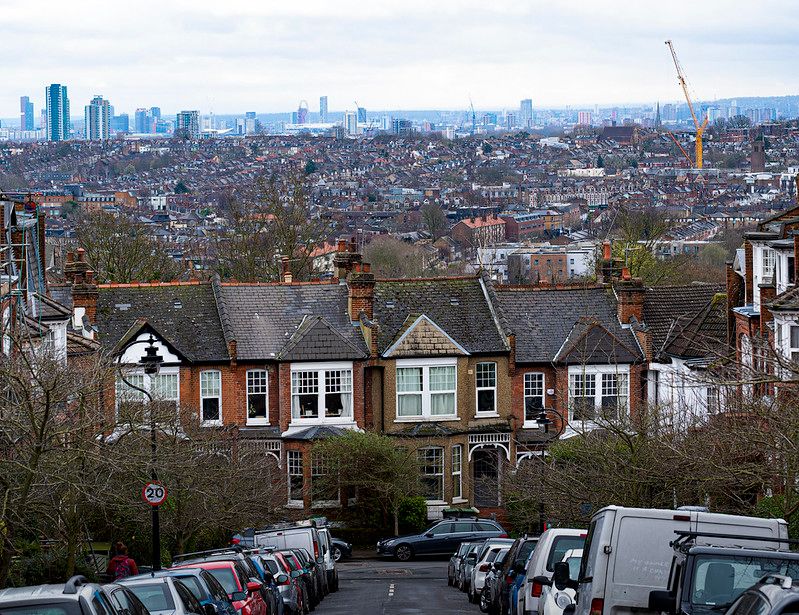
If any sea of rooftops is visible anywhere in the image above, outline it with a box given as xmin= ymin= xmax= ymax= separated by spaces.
xmin=1 ymin=121 xmax=798 ymax=277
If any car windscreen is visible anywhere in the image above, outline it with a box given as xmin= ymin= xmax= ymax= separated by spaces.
xmin=546 ymin=536 xmax=586 ymax=572
xmin=174 ymin=575 xmax=205 ymax=601
xmin=690 ymin=555 xmax=799 ymax=610
xmin=263 ymin=558 xmax=280 ymax=575
xmin=0 ymin=604 xmax=82 ymax=615
xmin=566 ymin=555 xmax=582 ymax=579
xmin=208 ymin=568 xmax=240 ymax=595
xmin=517 ymin=540 xmax=537 ymax=563
xmin=126 ymin=583 xmax=176 ymax=612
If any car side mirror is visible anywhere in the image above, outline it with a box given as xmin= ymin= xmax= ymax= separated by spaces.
xmin=533 ymin=575 xmax=553 ymax=588
xmin=276 ymin=574 xmax=289 ymax=584
xmin=202 ymin=604 xmax=217 ymax=615
xmin=514 ymin=562 xmax=526 ymax=575
xmin=649 ymin=590 xmax=676 ymax=614
xmin=290 ymin=570 xmax=302 ymax=579
xmin=246 ymin=581 xmax=262 ymax=593
xmin=467 ymin=555 xmax=477 ymax=563
xmin=317 ymin=557 xmax=324 ymax=564
xmin=552 ymin=562 xmax=577 ymax=591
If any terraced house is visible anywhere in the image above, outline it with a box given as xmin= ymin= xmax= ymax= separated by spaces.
xmin=47 ymin=240 xmax=733 ymax=520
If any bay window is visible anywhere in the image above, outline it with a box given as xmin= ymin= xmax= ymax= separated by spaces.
xmin=476 ymin=362 xmax=497 ymax=415
xmin=396 ymin=359 xmax=457 ymax=420
xmin=523 ymin=372 xmax=545 ymax=425
xmin=246 ymin=369 xmax=269 ymax=425
xmin=568 ymin=366 xmax=629 ymax=422
xmin=115 ymin=368 xmax=179 ymax=421
xmin=419 ymin=447 xmax=444 ymax=501
xmin=290 ymin=362 xmax=353 ymax=422
xmin=200 ymin=370 xmax=222 ymax=425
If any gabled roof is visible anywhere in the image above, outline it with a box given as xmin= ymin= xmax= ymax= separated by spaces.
xmin=383 ymin=314 xmax=470 ymax=358
xmin=642 ymin=284 xmax=725 ymax=353
xmin=278 ymin=315 xmax=367 ymax=361
xmin=373 ymin=277 xmax=507 ymax=356
xmin=95 ymin=282 xmax=228 ymax=362
xmin=768 ymin=285 xmax=799 ymax=312
xmin=660 ymin=293 xmax=727 ymax=360
xmin=495 ymin=285 xmax=640 ymax=363
xmin=113 ymin=318 xmax=187 ymax=363
xmin=554 ymin=317 xmax=641 ymax=365
xmin=219 ymin=284 xmax=368 ymax=361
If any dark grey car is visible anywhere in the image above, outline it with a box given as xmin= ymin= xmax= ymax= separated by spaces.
xmin=377 ymin=518 xmax=506 ymax=561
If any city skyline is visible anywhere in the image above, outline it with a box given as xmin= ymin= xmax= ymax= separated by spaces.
xmin=1 ymin=0 xmax=798 ymax=118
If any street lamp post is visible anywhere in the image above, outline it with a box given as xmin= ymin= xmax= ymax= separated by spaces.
xmin=535 ymin=407 xmax=566 ymax=535
xmin=118 ymin=334 xmax=164 ymax=571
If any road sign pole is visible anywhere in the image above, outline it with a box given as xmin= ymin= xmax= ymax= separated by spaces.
xmin=152 ymin=503 xmax=161 ymax=571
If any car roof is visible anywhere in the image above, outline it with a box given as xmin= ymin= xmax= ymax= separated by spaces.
xmin=119 ymin=576 xmax=172 ymax=586
xmin=687 ymin=546 xmax=799 ymax=558
xmin=174 ymin=560 xmax=235 ymax=571
xmin=0 ymin=578 xmax=102 ymax=603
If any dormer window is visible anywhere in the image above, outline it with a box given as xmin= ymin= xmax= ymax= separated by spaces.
xmin=763 ymin=248 xmax=776 ymax=279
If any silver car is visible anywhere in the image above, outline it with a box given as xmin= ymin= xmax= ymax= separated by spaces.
xmin=119 ymin=576 xmax=207 ymax=615
xmin=260 ymin=553 xmax=301 ymax=615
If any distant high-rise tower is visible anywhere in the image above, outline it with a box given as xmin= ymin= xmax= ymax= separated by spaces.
xmin=357 ymin=107 xmax=367 ymax=124
xmin=175 ymin=110 xmax=200 ymax=139
xmin=520 ymin=99 xmax=533 ymax=128
xmin=150 ymin=106 xmax=161 ymax=120
xmin=20 ymin=96 xmax=34 ymax=131
xmin=319 ymin=96 xmax=328 ymax=122
xmin=344 ymin=111 xmax=358 ymax=135
xmin=45 ymin=83 xmax=70 ymax=141
xmin=297 ymin=100 xmax=309 ymax=124
xmin=84 ymin=95 xmax=111 ymax=140
xmin=751 ymin=135 xmax=766 ymax=172
xmin=134 ymin=108 xmax=149 ymax=133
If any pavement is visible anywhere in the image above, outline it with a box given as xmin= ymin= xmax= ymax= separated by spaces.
xmin=319 ymin=558 xmax=481 ymax=614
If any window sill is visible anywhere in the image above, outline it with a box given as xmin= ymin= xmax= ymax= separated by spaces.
xmin=246 ymin=420 xmax=270 ymax=427
xmin=394 ymin=416 xmax=459 ymax=423
xmin=424 ymin=500 xmax=448 ymax=505
xmin=201 ymin=421 xmax=223 ymax=428
xmin=474 ymin=412 xmax=500 ymax=419
xmin=290 ymin=417 xmax=356 ymax=424
xmin=522 ymin=421 xmax=541 ymax=429
xmin=311 ymin=501 xmax=341 ymax=509
xmin=452 ymin=497 xmax=468 ymax=504
xmin=285 ymin=501 xmax=305 ymax=509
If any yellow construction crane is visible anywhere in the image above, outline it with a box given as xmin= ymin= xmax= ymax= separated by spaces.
xmin=665 ymin=40 xmax=708 ymax=169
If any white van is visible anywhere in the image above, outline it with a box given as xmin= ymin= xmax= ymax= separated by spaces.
xmin=571 ymin=507 xmax=788 ymax=615
xmin=523 ymin=528 xmax=587 ymax=615
xmin=317 ymin=527 xmax=339 ymax=592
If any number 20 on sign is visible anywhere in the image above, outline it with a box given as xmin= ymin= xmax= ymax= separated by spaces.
xmin=142 ymin=482 xmax=168 ymax=506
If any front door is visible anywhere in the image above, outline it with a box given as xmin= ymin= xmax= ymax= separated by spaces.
xmin=473 ymin=449 xmax=500 ymax=507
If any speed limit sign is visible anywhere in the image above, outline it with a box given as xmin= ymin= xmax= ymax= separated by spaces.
xmin=142 ymin=482 xmax=168 ymax=506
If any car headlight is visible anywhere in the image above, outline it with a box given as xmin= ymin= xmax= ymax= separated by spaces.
xmin=554 ymin=592 xmax=573 ymax=609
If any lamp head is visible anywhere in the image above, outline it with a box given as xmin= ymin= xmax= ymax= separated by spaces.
xmin=140 ymin=334 xmax=164 ymax=375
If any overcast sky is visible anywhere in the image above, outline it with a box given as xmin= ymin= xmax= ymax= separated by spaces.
xmin=1 ymin=0 xmax=797 ymax=119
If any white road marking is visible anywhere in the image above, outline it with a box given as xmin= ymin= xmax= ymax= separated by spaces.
xmin=388 ymin=583 xmax=395 ymax=597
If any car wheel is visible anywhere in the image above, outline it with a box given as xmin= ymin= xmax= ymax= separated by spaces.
xmin=480 ymin=589 xmax=490 ymax=613
xmin=448 ymin=574 xmax=453 ymax=586
xmin=332 ymin=574 xmax=339 ymax=593
xmin=394 ymin=544 xmax=413 ymax=562
xmin=332 ymin=546 xmax=343 ymax=562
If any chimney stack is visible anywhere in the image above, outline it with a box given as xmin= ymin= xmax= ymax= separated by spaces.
xmin=616 ymin=277 xmax=645 ymax=324
xmin=333 ymin=236 xmax=363 ymax=280
xmin=281 ymin=256 xmax=293 ymax=283
xmin=64 ymin=250 xmax=99 ymax=324
xmin=347 ymin=261 xmax=375 ymax=322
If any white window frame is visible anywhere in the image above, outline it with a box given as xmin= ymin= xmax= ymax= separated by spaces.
xmin=475 ymin=361 xmax=498 ymax=417
xmin=762 ymin=247 xmax=776 ymax=280
xmin=287 ymin=450 xmax=304 ymax=507
xmin=200 ymin=370 xmax=222 ymax=426
xmin=395 ymin=358 xmax=458 ymax=421
xmin=790 ymin=325 xmax=799 ymax=364
xmin=290 ymin=361 xmax=354 ymax=424
xmin=567 ymin=365 xmax=630 ymax=425
xmin=246 ymin=369 xmax=269 ymax=426
xmin=419 ymin=446 xmax=445 ymax=503
xmin=311 ymin=452 xmax=340 ymax=508
xmin=115 ymin=366 xmax=180 ymax=421
xmin=452 ymin=445 xmax=465 ymax=503
xmin=523 ymin=372 xmax=545 ymax=427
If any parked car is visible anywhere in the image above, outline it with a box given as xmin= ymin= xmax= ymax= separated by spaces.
xmin=244 ymin=553 xmax=284 ymax=615
xmin=520 ymin=528 xmax=587 ymax=615
xmin=288 ymin=548 xmax=323 ymax=608
xmin=172 ymin=560 xmax=268 ymax=615
xmin=450 ymin=542 xmax=473 ymax=586
xmin=261 ymin=552 xmax=304 ymax=615
xmin=118 ymin=576 xmax=207 ymax=615
xmin=277 ymin=550 xmax=315 ymax=613
xmin=377 ymin=518 xmax=507 ymax=561
xmin=316 ymin=527 xmax=340 ymax=592
xmin=650 ymin=544 xmax=799 ymax=615
xmin=0 ymin=576 xmax=149 ymax=615
xmin=471 ymin=541 xmax=515 ymax=604
xmin=481 ymin=547 xmax=511 ymax=613
xmin=536 ymin=549 xmax=583 ymax=615
xmin=460 ymin=541 xmax=488 ymax=593
xmin=330 ymin=537 xmax=352 ymax=563
xmin=568 ymin=507 xmax=788 ymax=615
xmin=128 ymin=568 xmax=239 ymax=615
xmin=490 ymin=535 xmax=539 ymax=615
xmin=724 ymin=574 xmax=799 ymax=615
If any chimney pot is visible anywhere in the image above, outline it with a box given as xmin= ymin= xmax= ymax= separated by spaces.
xmin=77 ymin=248 xmax=85 ymax=262
xmin=86 ymin=270 xmax=94 ymax=283
xmin=337 ymin=239 xmax=346 ymax=252
xmin=363 ymin=262 xmax=371 ymax=273
xmin=621 ymin=267 xmax=631 ymax=281
xmin=603 ymin=241 xmax=612 ymax=261
xmin=66 ymin=251 xmax=75 ymax=264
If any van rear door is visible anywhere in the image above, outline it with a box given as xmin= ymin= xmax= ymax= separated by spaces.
xmin=575 ymin=510 xmax=612 ymax=615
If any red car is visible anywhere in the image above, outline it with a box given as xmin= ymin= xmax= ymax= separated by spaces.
xmin=173 ymin=560 xmax=267 ymax=615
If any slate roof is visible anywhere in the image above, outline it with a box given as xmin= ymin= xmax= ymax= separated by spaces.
xmin=660 ymin=295 xmax=727 ymax=360
xmin=95 ymin=282 xmax=228 ymax=362
xmin=373 ymin=277 xmax=507 ymax=355
xmin=389 ymin=423 xmax=459 ymax=437
xmin=219 ymin=284 xmax=368 ymax=361
xmin=642 ymin=284 xmax=725 ymax=354
xmin=554 ymin=317 xmax=641 ymax=365
xmin=283 ymin=425 xmax=349 ymax=441
xmin=495 ymin=286 xmax=641 ymax=363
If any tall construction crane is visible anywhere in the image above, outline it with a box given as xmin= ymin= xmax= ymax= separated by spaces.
xmin=665 ymin=40 xmax=708 ymax=169
xmin=468 ymin=97 xmax=476 ymax=136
